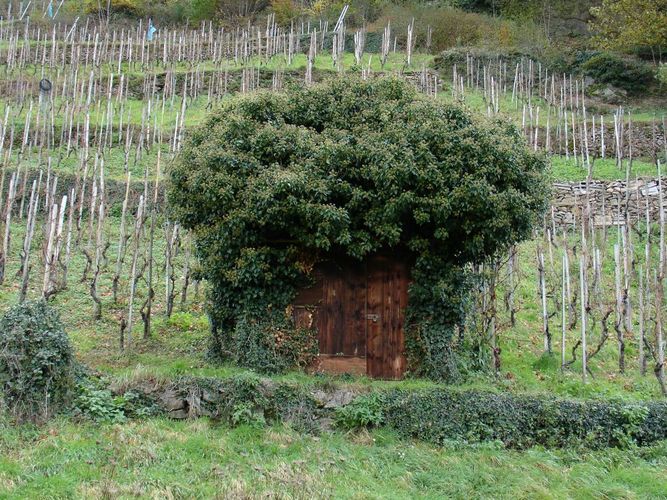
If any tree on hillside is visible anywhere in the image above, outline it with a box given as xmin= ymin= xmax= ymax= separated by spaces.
xmin=590 ymin=0 xmax=667 ymax=63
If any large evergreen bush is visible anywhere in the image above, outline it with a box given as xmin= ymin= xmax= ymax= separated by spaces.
xmin=169 ymin=77 xmax=549 ymax=378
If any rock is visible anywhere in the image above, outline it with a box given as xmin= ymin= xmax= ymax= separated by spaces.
xmin=169 ymin=408 xmax=189 ymax=419
xmin=318 ymin=417 xmax=335 ymax=432
xmin=159 ymin=388 xmax=185 ymax=412
xmin=311 ymin=389 xmax=356 ymax=409
xmin=311 ymin=390 xmax=328 ymax=407
xmin=202 ymin=389 xmax=221 ymax=404
xmin=596 ymin=85 xmax=628 ymax=104
xmin=324 ymin=390 xmax=355 ymax=408
xmin=186 ymin=391 xmax=202 ymax=417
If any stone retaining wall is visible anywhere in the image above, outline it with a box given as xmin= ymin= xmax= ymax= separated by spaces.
xmin=552 ymin=177 xmax=664 ymax=227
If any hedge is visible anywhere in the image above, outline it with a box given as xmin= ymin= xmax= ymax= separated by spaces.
xmin=383 ymin=388 xmax=667 ymax=449
xmin=122 ymin=375 xmax=667 ymax=449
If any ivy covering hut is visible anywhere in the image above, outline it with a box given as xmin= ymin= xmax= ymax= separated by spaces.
xmin=169 ymin=78 xmax=549 ymax=380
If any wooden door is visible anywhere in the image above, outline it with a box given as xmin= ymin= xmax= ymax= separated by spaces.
xmin=293 ymin=256 xmax=408 ymax=378
xmin=366 ymin=256 xmax=408 ymax=379
xmin=314 ymin=261 xmax=367 ymax=375
xmin=318 ymin=261 xmax=366 ymax=356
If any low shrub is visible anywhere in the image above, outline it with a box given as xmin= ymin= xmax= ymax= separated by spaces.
xmin=0 ymin=301 xmax=74 ymax=421
xmin=71 ymin=368 xmax=162 ymax=422
xmin=582 ymin=52 xmax=655 ymax=94
xmin=335 ymin=392 xmax=386 ymax=430
xmin=658 ymin=63 xmax=667 ymax=88
xmin=219 ymin=372 xmax=270 ymax=425
xmin=229 ymin=314 xmax=318 ymax=374
xmin=383 ymin=389 xmax=667 ymax=449
xmin=373 ymin=4 xmax=537 ymax=53
xmin=73 ymin=378 xmax=127 ymax=424
xmin=79 ymin=0 xmax=207 ymax=24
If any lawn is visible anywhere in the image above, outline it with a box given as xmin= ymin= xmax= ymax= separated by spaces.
xmin=1 ymin=418 xmax=666 ymax=498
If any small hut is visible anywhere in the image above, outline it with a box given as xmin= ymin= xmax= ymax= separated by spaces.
xmin=170 ymin=78 xmax=548 ymax=381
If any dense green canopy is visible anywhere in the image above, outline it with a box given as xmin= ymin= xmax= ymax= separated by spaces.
xmin=169 ymin=78 xmax=549 ymax=377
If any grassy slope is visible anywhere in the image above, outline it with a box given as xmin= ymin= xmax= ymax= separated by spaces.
xmin=3 ymin=131 xmax=665 ymax=402
xmin=3 ymin=210 xmax=660 ymax=400
xmin=551 ymin=157 xmax=660 ymax=182
xmin=1 ymin=418 xmax=666 ymax=499
xmin=2 ymin=55 xmax=667 ymax=497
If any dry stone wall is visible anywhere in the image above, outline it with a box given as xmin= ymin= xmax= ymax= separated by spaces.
xmin=552 ymin=177 xmax=664 ymax=227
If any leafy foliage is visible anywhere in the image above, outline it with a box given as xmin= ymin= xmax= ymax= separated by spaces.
xmin=80 ymin=0 xmax=222 ymax=23
xmin=73 ymin=378 xmax=127 ymax=424
xmin=659 ymin=63 xmax=667 ymax=86
xmin=70 ymin=371 xmax=161 ymax=423
xmin=335 ymin=392 xmax=386 ymax=430
xmin=405 ymin=261 xmax=476 ymax=380
xmin=169 ymin=78 xmax=549 ymax=377
xmin=384 ymin=389 xmax=667 ymax=449
xmin=0 ymin=301 xmax=74 ymax=421
xmin=582 ymin=52 xmax=655 ymax=93
xmin=590 ymin=0 xmax=667 ymax=60
xmin=229 ymin=314 xmax=318 ymax=374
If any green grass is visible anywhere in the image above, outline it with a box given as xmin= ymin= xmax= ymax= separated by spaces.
xmin=551 ymin=156 xmax=659 ymax=181
xmin=1 ymin=418 xmax=666 ymax=498
xmin=492 ymin=231 xmax=666 ymax=402
xmin=436 ymin=83 xmax=667 ymax=127
xmin=7 ymin=51 xmax=433 ymax=78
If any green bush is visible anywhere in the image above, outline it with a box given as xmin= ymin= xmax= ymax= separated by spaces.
xmin=0 ymin=301 xmax=74 ymax=421
xmin=73 ymin=378 xmax=127 ymax=424
xmin=335 ymin=392 xmax=386 ymax=430
xmin=582 ymin=52 xmax=655 ymax=94
xmin=82 ymin=0 xmax=143 ymax=17
xmin=170 ymin=78 xmax=548 ymax=378
xmin=230 ymin=314 xmax=318 ymax=374
xmin=658 ymin=63 xmax=667 ymax=87
xmin=405 ymin=262 xmax=475 ymax=380
xmin=271 ymin=383 xmax=320 ymax=433
xmin=383 ymin=389 xmax=667 ymax=449
xmin=78 ymin=0 xmax=217 ymax=24
xmin=372 ymin=4 xmax=536 ymax=53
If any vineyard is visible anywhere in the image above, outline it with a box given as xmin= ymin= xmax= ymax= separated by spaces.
xmin=1 ymin=1 xmax=667 ymax=497
xmin=0 ymin=8 xmax=664 ymax=393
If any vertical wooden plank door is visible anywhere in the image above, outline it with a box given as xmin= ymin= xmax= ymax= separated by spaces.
xmin=366 ymin=256 xmax=408 ymax=379
xmin=294 ymin=256 xmax=408 ymax=378
xmin=316 ymin=261 xmax=367 ymax=375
